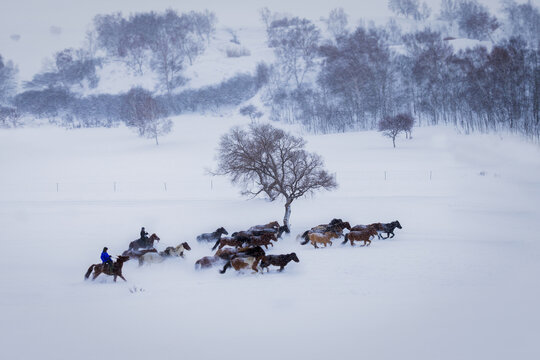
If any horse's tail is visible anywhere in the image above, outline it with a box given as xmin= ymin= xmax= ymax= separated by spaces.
xmin=299 ymin=230 xmax=310 ymax=245
xmin=84 ymin=264 xmax=95 ymax=280
xmin=341 ymin=233 xmax=349 ymax=245
xmin=219 ymin=261 xmax=231 ymax=274
xmin=211 ymin=238 xmax=221 ymax=251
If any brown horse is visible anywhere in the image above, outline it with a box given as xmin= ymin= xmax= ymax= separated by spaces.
xmin=84 ymin=255 xmax=130 ymax=282
xmin=248 ymin=234 xmax=275 ymax=249
xmin=299 ymin=219 xmax=350 ymax=245
xmin=128 ymin=233 xmax=160 ymax=251
xmin=219 ymin=246 xmax=266 ymax=274
xmin=308 ymin=231 xmax=340 ymax=248
xmin=195 ymin=248 xmax=238 ymax=270
xmin=214 ymin=237 xmax=246 ymax=251
xmin=342 ymin=228 xmax=378 ymax=246
xmin=351 ymin=223 xmax=383 ymax=239
xmin=195 ymin=256 xmax=223 ymax=269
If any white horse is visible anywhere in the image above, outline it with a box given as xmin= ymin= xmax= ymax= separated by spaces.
xmin=138 ymin=242 xmax=191 ymax=266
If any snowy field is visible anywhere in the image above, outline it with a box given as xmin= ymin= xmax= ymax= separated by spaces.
xmin=1 ymin=116 xmax=539 ymax=360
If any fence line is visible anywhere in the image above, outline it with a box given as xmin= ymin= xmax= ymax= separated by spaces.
xmin=0 ymin=170 xmax=453 ymax=194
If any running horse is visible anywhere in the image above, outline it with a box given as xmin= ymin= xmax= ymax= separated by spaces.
xmin=128 ymin=233 xmax=160 ymax=251
xmin=84 ymin=255 xmax=130 ymax=282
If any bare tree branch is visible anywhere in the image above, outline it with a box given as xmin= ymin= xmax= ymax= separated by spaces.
xmin=215 ymin=123 xmax=337 ymax=227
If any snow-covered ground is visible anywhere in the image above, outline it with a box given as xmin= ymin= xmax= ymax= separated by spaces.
xmin=1 ymin=1 xmax=539 ymax=359
xmin=1 ymin=116 xmax=539 ymax=360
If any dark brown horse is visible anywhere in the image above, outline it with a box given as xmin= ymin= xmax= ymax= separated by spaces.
xmin=213 ymin=237 xmax=247 ymax=251
xmin=260 ymin=253 xmax=299 ymax=272
xmin=84 ymin=255 xmax=130 ymax=282
xmin=248 ymin=234 xmax=275 ymax=249
xmin=128 ymin=233 xmax=160 ymax=251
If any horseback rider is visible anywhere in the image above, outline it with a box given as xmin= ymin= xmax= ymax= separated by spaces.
xmin=140 ymin=227 xmax=148 ymax=241
xmin=101 ymin=247 xmax=113 ymax=273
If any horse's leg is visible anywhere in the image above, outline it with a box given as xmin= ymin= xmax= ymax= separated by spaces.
xmin=389 ymin=232 xmax=395 ymax=238
xmin=118 ymin=274 xmax=127 ymax=282
xmin=92 ymin=270 xmax=100 ymax=280
xmin=251 ymin=259 xmax=259 ymax=273
xmin=113 ymin=275 xmax=117 ymax=282
xmin=278 ymin=266 xmax=284 ymax=272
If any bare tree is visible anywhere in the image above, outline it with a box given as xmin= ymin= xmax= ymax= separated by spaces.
xmin=239 ymin=104 xmax=263 ymax=122
xmin=214 ymin=124 xmax=337 ymax=228
xmin=121 ymin=87 xmax=172 ymax=145
xmin=378 ymin=113 xmax=414 ymax=147
xmin=326 ymin=8 xmax=349 ymax=39
xmin=0 ymin=55 xmax=18 ymax=105
xmin=267 ymin=17 xmax=321 ymax=88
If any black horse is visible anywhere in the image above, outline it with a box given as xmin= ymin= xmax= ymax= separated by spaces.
xmin=128 ymin=233 xmax=160 ymax=250
xmin=196 ymin=227 xmax=228 ymax=243
xmin=380 ymin=221 xmax=402 ymax=239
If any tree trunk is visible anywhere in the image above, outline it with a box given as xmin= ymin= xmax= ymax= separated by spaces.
xmin=392 ymin=136 xmax=396 ymax=148
xmin=283 ymin=199 xmax=293 ymax=229
xmin=155 ymin=134 xmax=159 ymax=146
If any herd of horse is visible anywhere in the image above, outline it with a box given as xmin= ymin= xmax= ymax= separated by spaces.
xmin=84 ymin=219 xmax=402 ymax=282
xmin=298 ymin=219 xmax=402 ymax=248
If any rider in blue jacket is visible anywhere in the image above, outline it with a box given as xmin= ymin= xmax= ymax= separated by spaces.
xmin=101 ymin=247 xmax=113 ymax=272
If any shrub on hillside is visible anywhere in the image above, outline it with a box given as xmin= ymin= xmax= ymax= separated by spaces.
xmin=225 ymin=46 xmax=251 ymax=58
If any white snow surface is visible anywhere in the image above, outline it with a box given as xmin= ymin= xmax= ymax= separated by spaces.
xmin=1 ymin=116 xmax=540 ymax=360
xmin=1 ymin=1 xmax=540 ymax=359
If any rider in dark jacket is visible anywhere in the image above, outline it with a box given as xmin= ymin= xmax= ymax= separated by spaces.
xmin=140 ymin=227 xmax=148 ymax=240
xmin=101 ymin=247 xmax=113 ymax=272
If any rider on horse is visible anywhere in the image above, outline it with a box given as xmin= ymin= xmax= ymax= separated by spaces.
xmin=140 ymin=227 xmax=148 ymax=241
xmin=101 ymin=247 xmax=113 ymax=272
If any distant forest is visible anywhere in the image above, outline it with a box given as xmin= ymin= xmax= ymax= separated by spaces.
xmin=0 ymin=0 xmax=539 ymax=140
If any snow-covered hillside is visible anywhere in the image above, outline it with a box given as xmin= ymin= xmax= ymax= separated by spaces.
xmin=1 ymin=114 xmax=539 ymax=360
